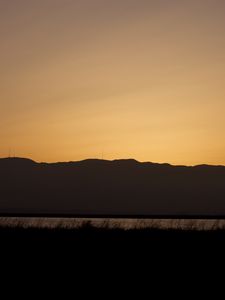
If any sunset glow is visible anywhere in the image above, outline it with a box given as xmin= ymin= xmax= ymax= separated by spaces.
xmin=1 ymin=0 xmax=225 ymax=165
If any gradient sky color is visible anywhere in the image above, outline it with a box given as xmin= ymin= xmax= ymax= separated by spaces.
xmin=1 ymin=0 xmax=225 ymax=165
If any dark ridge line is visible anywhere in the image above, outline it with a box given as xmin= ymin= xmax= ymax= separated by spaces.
xmin=1 ymin=213 xmax=225 ymax=220
xmin=0 ymin=156 xmax=225 ymax=168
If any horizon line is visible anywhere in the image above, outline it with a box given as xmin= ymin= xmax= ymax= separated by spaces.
xmin=1 ymin=156 xmax=225 ymax=168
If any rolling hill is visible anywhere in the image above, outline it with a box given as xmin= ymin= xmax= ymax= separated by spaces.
xmin=0 ymin=157 xmax=225 ymax=216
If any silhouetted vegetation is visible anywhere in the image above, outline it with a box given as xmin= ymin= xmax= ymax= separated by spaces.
xmin=1 ymin=223 xmax=225 ymax=268
xmin=1 ymin=223 xmax=225 ymax=249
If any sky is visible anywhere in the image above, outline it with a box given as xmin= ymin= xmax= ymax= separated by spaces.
xmin=1 ymin=0 xmax=225 ymax=165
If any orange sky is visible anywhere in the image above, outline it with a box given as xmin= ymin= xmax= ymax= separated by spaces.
xmin=1 ymin=0 xmax=225 ymax=165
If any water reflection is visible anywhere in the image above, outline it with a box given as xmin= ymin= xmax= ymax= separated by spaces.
xmin=0 ymin=217 xmax=224 ymax=230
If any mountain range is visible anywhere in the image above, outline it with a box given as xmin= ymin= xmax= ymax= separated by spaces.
xmin=0 ymin=157 xmax=225 ymax=217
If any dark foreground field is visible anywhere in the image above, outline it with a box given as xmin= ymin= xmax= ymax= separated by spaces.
xmin=1 ymin=225 xmax=225 ymax=275
xmin=1 ymin=225 xmax=225 ymax=252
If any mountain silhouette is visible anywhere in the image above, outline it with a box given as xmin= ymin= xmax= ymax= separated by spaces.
xmin=0 ymin=157 xmax=225 ymax=216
